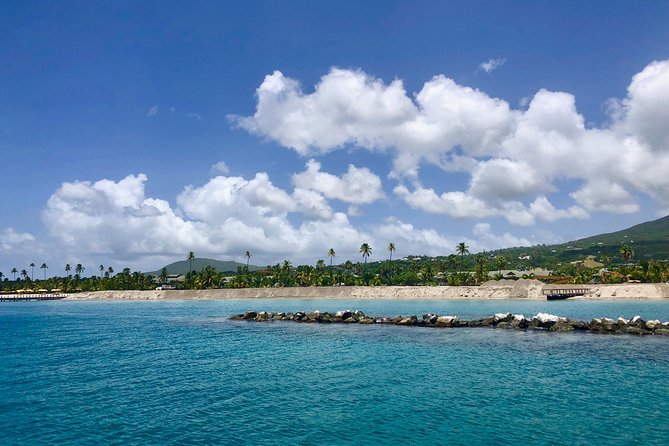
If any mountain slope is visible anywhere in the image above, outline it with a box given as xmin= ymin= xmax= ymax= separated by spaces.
xmin=147 ymin=258 xmax=261 ymax=275
xmin=485 ymin=215 xmax=669 ymax=266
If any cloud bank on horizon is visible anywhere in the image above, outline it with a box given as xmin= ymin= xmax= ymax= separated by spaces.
xmin=3 ymin=59 xmax=669 ymax=269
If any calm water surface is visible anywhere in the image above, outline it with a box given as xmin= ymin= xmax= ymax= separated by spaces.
xmin=2 ymin=298 xmax=669 ymax=445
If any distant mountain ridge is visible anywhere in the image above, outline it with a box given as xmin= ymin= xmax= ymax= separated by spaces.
xmin=485 ymin=215 xmax=669 ymax=266
xmin=147 ymin=258 xmax=261 ymax=276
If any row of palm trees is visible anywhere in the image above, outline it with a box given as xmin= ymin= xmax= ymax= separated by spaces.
xmin=175 ymin=242 xmax=485 ymax=289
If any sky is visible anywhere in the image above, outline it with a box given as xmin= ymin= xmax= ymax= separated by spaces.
xmin=1 ymin=0 xmax=669 ymax=275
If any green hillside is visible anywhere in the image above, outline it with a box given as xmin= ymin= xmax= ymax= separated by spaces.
xmin=485 ymin=215 xmax=669 ymax=267
xmin=147 ymin=258 xmax=261 ymax=276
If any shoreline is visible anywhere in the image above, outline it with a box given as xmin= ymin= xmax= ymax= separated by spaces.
xmin=61 ymin=281 xmax=669 ymax=301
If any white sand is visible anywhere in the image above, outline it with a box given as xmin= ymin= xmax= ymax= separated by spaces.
xmin=64 ymin=280 xmax=669 ymax=300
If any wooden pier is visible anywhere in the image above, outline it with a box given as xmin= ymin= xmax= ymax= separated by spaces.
xmin=0 ymin=293 xmax=67 ymax=302
xmin=542 ymin=288 xmax=589 ymax=300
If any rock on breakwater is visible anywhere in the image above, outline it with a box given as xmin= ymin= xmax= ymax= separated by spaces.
xmin=231 ymin=310 xmax=669 ymax=336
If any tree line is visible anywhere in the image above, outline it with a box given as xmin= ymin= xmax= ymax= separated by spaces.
xmin=1 ymin=243 xmax=667 ymax=293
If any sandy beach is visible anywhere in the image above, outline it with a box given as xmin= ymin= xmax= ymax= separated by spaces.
xmin=63 ymin=280 xmax=669 ymax=300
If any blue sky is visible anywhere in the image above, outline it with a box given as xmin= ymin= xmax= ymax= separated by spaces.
xmin=1 ymin=0 xmax=668 ymax=274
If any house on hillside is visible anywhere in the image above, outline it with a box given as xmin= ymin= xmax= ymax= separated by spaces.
xmin=153 ymin=273 xmax=185 ymax=284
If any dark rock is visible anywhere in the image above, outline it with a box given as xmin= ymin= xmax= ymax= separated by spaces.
xmin=496 ymin=322 xmax=512 ymax=329
xmin=336 ymin=310 xmax=353 ymax=320
xmin=435 ymin=316 xmax=458 ymax=327
xmin=256 ymin=311 xmax=272 ymax=321
xmin=628 ymin=316 xmax=646 ymax=328
xmin=397 ymin=315 xmax=418 ymax=326
xmin=570 ymin=320 xmax=589 ymax=331
xmin=423 ymin=313 xmax=438 ymax=324
xmin=621 ymin=326 xmax=649 ymax=335
xmin=645 ymin=320 xmax=661 ymax=331
xmin=242 ymin=311 xmax=257 ymax=320
xmin=510 ymin=316 xmax=528 ymax=329
xmin=549 ymin=321 xmax=574 ymax=332
xmin=531 ymin=313 xmax=561 ymax=329
xmin=494 ymin=313 xmax=514 ymax=324
xmin=479 ymin=317 xmax=495 ymax=326
xmin=589 ymin=318 xmax=617 ymax=332
xmin=654 ymin=329 xmax=669 ymax=336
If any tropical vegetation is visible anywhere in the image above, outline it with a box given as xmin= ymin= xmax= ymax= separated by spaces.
xmin=2 ymin=216 xmax=669 ymax=293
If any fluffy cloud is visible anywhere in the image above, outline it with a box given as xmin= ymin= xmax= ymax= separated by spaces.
xmin=233 ymin=61 xmax=669 ymax=223
xmin=479 ymin=57 xmax=506 ymax=73
xmin=292 ymin=159 xmax=384 ymax=205
xmin=615 ymin=59 xmax=669 ymax=152
xmin=393 ymin=184 xmax=495 ymax=220
xmin=38 ymin=172 xmax=534 ymax=268
xmin=211 ymin=161 xmax=230 ymax=174
xmin=44 ymin=174 xmax=208 ymax=255
xmin=471 ymin=223 xmax=532 ymax=250
xmin=569 ymin=181 xmax=639 ymax=214
xmin=0 ymin=228 xmax=36 ymax=251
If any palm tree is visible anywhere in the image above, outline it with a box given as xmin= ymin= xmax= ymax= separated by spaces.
xmin=620 ymin=244 xmax=634 ymax=264
xmin=21 ymin=269 xmax=28 ymax=280
xmin=65 ymin=264 xmax=71 ymax=277
xmin=475 ymin=255 xmax=488 ymax=284
xmin=40 ymin=263 xmax=48 ymax=280
xmin=327 ymin=248 xmax=336 ymax=268
xmin=359 ymin=243 xmax=372 ymax=283
xmin=11 ymin=267 xmax=18 ymax=281
xmin=29 ymin=262 xmax=35 ymax=280
xmin=360 ymin=243 xmax=372 ymax=264
xmin=327 ymin=248 xmax=336 ymax=284
xmin=456 ymin=242 xmax=469 ymax=271
xmin=245 ymin=251 xmax=251 ymax=272
xmin=388 ymin=243 xmax=396 ymax=261
xmin=187 ymin=251 xmax=195 ymax=274
xmin=99 ymin=265 xmax=105 ymax=276
xmin=75 ymin=264 xmax=84 ymax=276
xmin=159 ymin=267 xmax=168 ymax=284
xmin=495 ymin=255 xmax=507 ymax=272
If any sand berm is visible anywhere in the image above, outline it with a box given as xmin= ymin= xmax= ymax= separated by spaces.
xmin=66 ymin=279 xmax=669 ymax=300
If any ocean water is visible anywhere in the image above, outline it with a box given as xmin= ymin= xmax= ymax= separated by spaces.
xmin=2 ymin=298 xmax=669 ymax=445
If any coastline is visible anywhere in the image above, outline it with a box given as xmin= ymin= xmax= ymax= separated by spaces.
xmin=62 ymin=281 xmax=669 ymax=300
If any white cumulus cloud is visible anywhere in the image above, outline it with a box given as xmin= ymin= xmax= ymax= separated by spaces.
xmin=0 ymin=228 xmax=36 ymax=251
xmin=292 ymin=159 xmax=384 ymax=205
xmin=233 ymin=61 xmax=669 ymax=223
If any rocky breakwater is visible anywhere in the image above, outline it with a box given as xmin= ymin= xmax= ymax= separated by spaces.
xmin=231 ymin=310 xmax=669 ymax=336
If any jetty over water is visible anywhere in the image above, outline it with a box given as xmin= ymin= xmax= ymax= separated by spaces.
xmin=542 ymin=288 xmax=589 ymax=300
xmin=0 ymin=292 xmax=67 ymax=302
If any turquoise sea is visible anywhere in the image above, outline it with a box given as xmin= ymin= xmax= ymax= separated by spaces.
xmin=2 ymin=298 xmax=669 ymax=445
